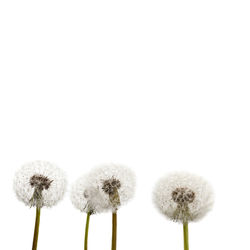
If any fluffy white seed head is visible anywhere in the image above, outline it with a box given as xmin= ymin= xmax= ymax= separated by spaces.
xmin=153 ymin=172 xmax=214 ymax=223
xmin=13 ymin=161 xmax=67 ymax=208
xmin=70 ymin=174 xmax=110 ymax=214
xmin=89 ymin=163 xmax=136 ymax=211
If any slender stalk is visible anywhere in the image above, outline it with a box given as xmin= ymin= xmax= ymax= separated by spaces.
xmin=111 ymin=211 xmax=117 ymax=250
xmin=84 ymin=212 xmax=91 ymax=250
xmin=32 ymin=206 xmax=41 ymax=250
xmin=183 ymin=222 xmax=189 ymax=250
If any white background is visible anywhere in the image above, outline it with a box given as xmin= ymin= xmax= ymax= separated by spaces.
xmin=0 ymin=0 xmax=250 ymax=249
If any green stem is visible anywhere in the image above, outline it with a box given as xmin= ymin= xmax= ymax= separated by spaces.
xmin=84 ymin=212 xmax=91 ymax=250
xmin=183 ymin=222 xmax=189 ymax=250
xmin=32 ymin=206 xmax=41 ymax=250
xmin=111 ymin=212 xmax=117 ymax=250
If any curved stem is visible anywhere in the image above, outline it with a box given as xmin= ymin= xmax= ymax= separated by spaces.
xmin=32 ymin=206 xmax=41 ymax=250
xmin=84 ymin=212 xmax=91 ymax=250
xmin=111 ymin=212 xmax=117 ymax=250
xmin=183 ymin=222 xmax=189 ymax=250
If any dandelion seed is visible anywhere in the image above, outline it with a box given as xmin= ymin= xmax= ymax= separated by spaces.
xmin=71 ymin=174 xmax=109 ymax=214
xmin=70 ymin=174 xmax=109 ymax=250
xmin=153 ymin=172 xmax=214 ymax=250
xmin=13 ymin=161 xmax=67 ymax=250
xmin=89 ymin=164 xmax=136 ymax=211
xmin=89 ymin=163 xmax=136 ymax=250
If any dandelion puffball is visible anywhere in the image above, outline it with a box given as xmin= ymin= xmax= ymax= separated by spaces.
xmin=13 ymin=161 xmax=67 ymax=208
xmin=153 ymin=172 xmax=214 ymax=223
xmin=70 ymin=174 xmax=110 ymax=214
xmin=89 ymin=164 xmax=136 ymax=211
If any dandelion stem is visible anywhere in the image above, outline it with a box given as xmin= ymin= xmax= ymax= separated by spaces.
xmin=111 ymin=211 xmax=117 ymax=250
xmin=32 ymin=206 xmax=41 ymax=250
xmin=84 ymin=212 xmax=91 ymax=250
xmin=183 ymin=222 xmax=189 ymax=250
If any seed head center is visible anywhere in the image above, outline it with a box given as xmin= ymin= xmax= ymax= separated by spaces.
xmin=172 ymin=187 xmax=195 ymax=205
xmin=102 ymin=177 xmax=121 ymax=195
xmin=30 ymin=174 xmax=53 ymax=191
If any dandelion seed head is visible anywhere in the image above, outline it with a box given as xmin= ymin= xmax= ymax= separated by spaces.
xmin=153 ymin=172 xmax=214 ymax=223
xmin=70 ymin=174 xmax=109 ymax=214
xmin=89 ymin=163 xmax=136 ymax=211
xmin=13 ymin=161 xmax=67 ymax=208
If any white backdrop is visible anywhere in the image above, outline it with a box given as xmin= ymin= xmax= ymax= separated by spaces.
xmin=0 ymin=0 xmax=250 ymax=249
